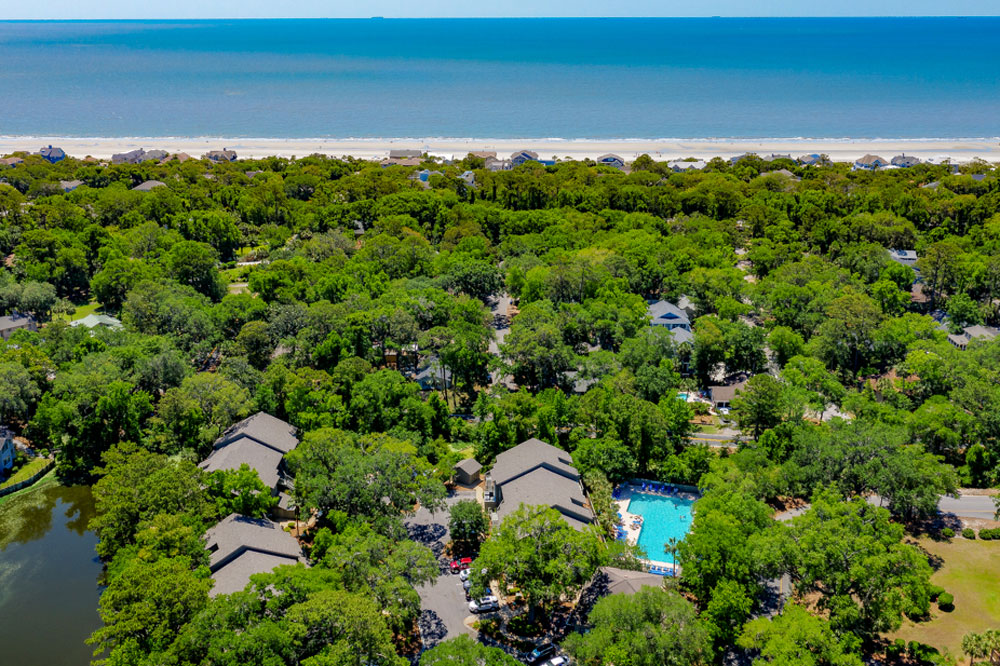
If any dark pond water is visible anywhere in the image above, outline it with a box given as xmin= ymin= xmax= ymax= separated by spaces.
xmin=0 ymin=482 xmax=102 ymax=666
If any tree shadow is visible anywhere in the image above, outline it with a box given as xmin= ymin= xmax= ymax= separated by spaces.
xmin=417 ymin=609 xmax=448 ymax=649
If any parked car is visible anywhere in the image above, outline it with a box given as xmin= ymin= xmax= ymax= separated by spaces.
xmin=546 ymin=658 xmax=567 ymax=666
xmin=521 ymin=643 xmax=557 ymax=664
xmin=468 ymin=595 xmax=500 ymax=613
xmin=462 ymin=578 xmax=472 ymax=597
xmin=450 ymin=557 xmax=473 ymax=573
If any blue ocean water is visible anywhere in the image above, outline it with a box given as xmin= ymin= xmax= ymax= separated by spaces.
xmin=0 ymin=18 xmax=998 ymax=139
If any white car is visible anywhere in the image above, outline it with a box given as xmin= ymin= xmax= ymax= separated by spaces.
xmin=546 ymin=658 xmax=567 ymax=666
xmin=468 ymin=595 xmax=500 ymax=613
xmin=459 ymin=567 xmax=472 ymax=581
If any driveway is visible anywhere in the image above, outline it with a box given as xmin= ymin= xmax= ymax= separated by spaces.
xmin=775 ymin=492 xmax=997 ymax=523
xmin=406 ymin=491 xmax=478 ymax=652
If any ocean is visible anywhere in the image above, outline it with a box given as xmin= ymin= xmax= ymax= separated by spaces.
xmin=0 ymin=17 xmax=998 ymax=140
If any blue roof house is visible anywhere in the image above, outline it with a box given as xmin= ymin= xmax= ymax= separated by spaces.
xmin=647 ymin=300 xmax=693 ymax=345
xmin=39 ymin=145 xmax=66 ymax=163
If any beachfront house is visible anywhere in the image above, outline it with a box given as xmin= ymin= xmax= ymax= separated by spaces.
xmin=510 ymin=150 xmax=540 ymax=167
xmin=0 ymin=313 xmax=37 ymax=341
xmin=667 ymin=160 xmax=707 ymax=172
xmin=112 ymin=148 xmax=146 ymax=164
xmin=69 ymin=313 xmax=123 ymax=331
xmin=853 ymin=154 xmax=890 ymax=171
xmin=761 ymin=153 xmax=793 ymax=162
xmin=797 ymin=154 xmax=826 ymax=166
xmin=132 ymin=180 xmax=166 ymax=192
xmin=0 ymin=426 xmax=15 ymax=474
xmin=0 ymin=156 xmax=25 ymax=167
xmin=204 ymin=149 xmax=238 ymax=163
xmin=203 ymin=514 xmax=305 ymax=596
xmin=39 ymin=145 xmax=66 ymax=163
xmin=389 ymin=149 xmax=423 ymax=159
xmin=199 ymin=412 xmax=299 ymax=518
xmin=468 ymin=151 xmax=497 ymax=160
xmin=381 ymin=156 xmax=423 ymax=168
xmin=892 ymin=154 xmax=921 ymax=168
xmin=888 ymin=249 xmax=918 ymax=268
xmin=646 ymin=300 xmax=693 ymax=344
xmin=485 ymin=157 xmax=512 ymax=171
xmin=947 ymin=325 xmax=1000 ymax=351
xmin=596 ymin=153 xmax=625 ymax=170
xmin=483 ymin=438 xmax=594 ymax=531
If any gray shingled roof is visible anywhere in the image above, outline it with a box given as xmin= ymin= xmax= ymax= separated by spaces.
xmin=595 ymin=566 xmax=664 ymax=596
xmin=215 ymin=412 xmax=298 ymax=454
xmin=647 ymin=300 xmax=690 ymax=326
xmin=455 ymin=458 xmax=482 ymax=476
xmin=0 ymin=313 xmax=35 ymax=332
xmin=199 ymin=438 xmax=284 ymax=489
xmin=132 ymin=180 xmax=166 ymax=192
xmin=203 ymin=514 xmax=303 ymax=596
xmin=496 ymin=467 xmax=592 ymax=531
xmin=490 ymin=438 xmax=578 ymax=486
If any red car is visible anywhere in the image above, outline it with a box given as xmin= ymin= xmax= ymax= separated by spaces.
xmin=449 ymin=557 xmax=473 ymax=573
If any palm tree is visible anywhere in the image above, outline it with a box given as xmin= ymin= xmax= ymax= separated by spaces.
xmin=664 ymin=537 xmax=679 ymax=573
xmin=963 ymin=631 xmax=988 ymax=666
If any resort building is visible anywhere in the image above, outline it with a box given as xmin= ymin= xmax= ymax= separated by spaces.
xmin=0 ymin=313 xmax=37 ymax=341
xmin=39 ymin=145 xmax=66 ymax=163
xmin=595 ymin=153 xmax=625 ymax=170
xmin=132 ymin=180 xmax=166 ymax=192
xmin=203 ymin=514 xmax=305 ymax=596
xmin=199 ymin=412 xmax=299 ymax=517
xmin=892 ymin=154 xmax=922 ymax=168
xmin=947 ymin=325 xmax=1000 ymax=351
xmin=0 ymin=426 xmax=15 ymax=474
xmin=484 ymin=438 xmax=594 ymax=531
xmin=646 ymin=300 xmax=693 ymax=344
xmin=69 ymin=313 xmax=123 ymax=331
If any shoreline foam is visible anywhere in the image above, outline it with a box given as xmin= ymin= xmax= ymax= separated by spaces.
xmin=2 ymin=135 xmax=999 ymax=163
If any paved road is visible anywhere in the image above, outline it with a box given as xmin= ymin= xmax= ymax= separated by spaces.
xmin=775 ymin=492 xmax=997 ymax=523
xmin=405 ymin=491 xmax=478 ymax=652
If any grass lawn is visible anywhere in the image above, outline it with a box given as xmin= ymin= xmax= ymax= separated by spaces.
xmin=0 ymin=458 xmax=53 ymax=491
xmin=891 ymin=536 xmax=1000 ymax=657
xmin=52 ymin=300 xmax=100 ymax=323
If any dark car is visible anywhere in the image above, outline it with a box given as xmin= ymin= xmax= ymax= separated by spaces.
xmin=521 ymin=644 xmax=557 ymax=664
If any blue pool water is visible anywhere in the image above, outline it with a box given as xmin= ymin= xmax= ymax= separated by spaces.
xmin=628 ymin=491 xmax=696 ymax=563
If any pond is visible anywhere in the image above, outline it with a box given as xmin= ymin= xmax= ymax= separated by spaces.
xmin=0 ymin=480 xmax=102 ymax=666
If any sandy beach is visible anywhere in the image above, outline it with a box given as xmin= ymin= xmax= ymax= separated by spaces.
xmin=2 ymin=136 xmax=999 ymax=164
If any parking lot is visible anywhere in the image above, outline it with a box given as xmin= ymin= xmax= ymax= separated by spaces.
xmin=405 ymin=490 xmax=479 ymax=651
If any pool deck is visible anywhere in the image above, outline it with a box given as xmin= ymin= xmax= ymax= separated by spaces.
xmin=613 ymin=482 xmax=699 ymax=575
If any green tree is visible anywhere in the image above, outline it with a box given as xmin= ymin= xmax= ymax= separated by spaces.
xmin=0 ymin=361 xmax=40 ymax=423
xmin=473 ymin=504 xmax=605 ymax=619
xmin=167 ymin=240 xmax=226 ymax=301
xmin=87 ymin=556 xmax=212 ymax=664
xmin=738 ymin=604 xmax=863 ymax=666
xmin=777 ymin=492 xmax=934 ymax=638
xmin=732 ymin=374 xmax=798 ymax=440
xmin=448 ymin=499 xmax=490 ymax=554
xmin=419 ymin=635 xmax=521 ymax=666
xmin=564 ymin=587 xmax=711 ymax=666
xmin=90 ymin=443 xmax=210 ymax=560
xmin=204 ymin=463 xmax=279 ymax=519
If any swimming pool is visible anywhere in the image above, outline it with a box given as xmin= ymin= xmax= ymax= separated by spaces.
xmin=627 ymin=492 xmax=695 ymax=562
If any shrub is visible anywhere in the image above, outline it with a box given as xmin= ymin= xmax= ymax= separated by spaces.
xmin=963 ymin=527 xmax=976 ymax=540
xmin=941 ymin=527 xmax=954 ymax=539
xmin=937 ymin=592 xmax=954 ymax=611
xmin=928 ymin=585 xmax=944 ymax=601
xmin=980 ymin=528 xmax=997 ymax=540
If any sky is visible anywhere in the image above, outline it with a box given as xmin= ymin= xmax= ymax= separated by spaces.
xmin=3 ymin=0 xmax=999 ymax=20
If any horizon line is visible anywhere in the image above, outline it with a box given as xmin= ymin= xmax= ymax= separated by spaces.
xmin=3 ymin=15 xmax=1000 ymax=21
